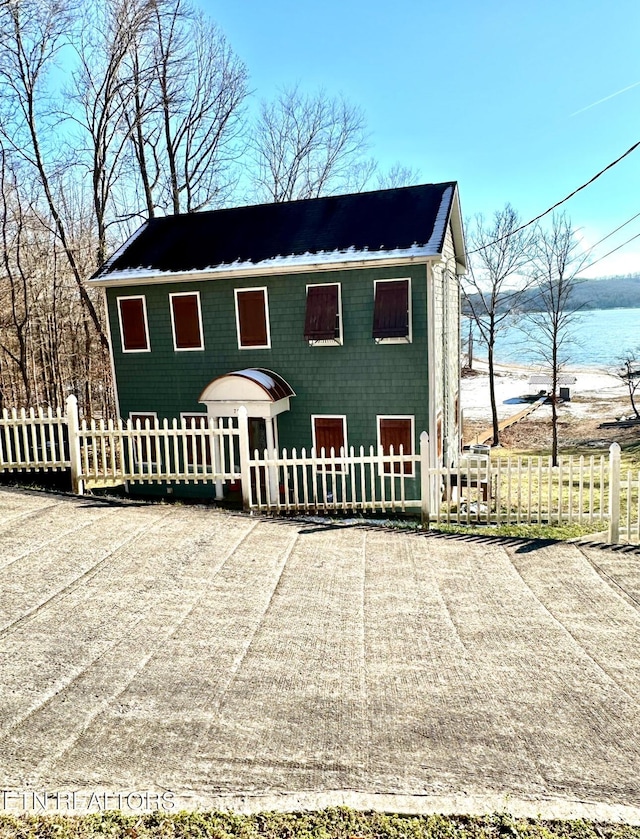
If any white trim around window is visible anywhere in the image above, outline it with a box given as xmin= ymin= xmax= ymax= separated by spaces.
xmin=311 ymin=414 xmax=348 ymax=457
xmin=377 ymin=414 xmax=415 ymax=476
xmin=128 ymin=411 xmax=160 ymax=468
xmin=117 ymin=295 xmax=151 ymax=353
xmin=305 ymin=282 xmax=343 ymax=346
xmin=234 ymin=286 xmax=271 ymax=350
xmin=169 ymin=291 xmax=205 ymax=351
xmin=373 ymin=277 xmax=412 ymax=344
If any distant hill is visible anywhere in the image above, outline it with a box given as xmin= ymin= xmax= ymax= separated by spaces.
xmin=463 ymin=274 xmax=640 ymax=314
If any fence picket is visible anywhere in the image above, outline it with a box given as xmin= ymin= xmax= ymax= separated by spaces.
xmin=0 ymin=403 xmax=637 ymax=544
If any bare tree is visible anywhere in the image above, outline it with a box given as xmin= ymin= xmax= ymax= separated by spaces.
xmin=250 ymin=85 xmax=371 ymax=202
xmin=463 ymin=204 xmax=534 ymax=446
xmin=69 ymin=0 xmax=158 ymax=264
xmin=0 ymin=0 xmax=109 ymax=349
xmin=129 ymin=0 xmax=248 ymax=215
xmin=375 ymin=162 xmax=421 ymax=190
xmin=526 ymin=213 xmax=585 ymax=465
xmin=617 ymin=349 xmax=640 ymax=420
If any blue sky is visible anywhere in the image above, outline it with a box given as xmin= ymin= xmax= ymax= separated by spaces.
xmin=198 ymin=0 xmax=640 ymax=278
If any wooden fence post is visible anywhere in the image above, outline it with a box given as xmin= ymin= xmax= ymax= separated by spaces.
xmin=66 ymin=394 xmax=84 ymax=496
xmin=608 ymin=442 xmax=621 ymax=545
xmin=237 ymin=406 xmax=252 ymax=511
xmin=420 ymin=431 xmax=430 ymax=527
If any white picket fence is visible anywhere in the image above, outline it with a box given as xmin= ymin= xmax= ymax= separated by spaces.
xmin=0 ymin=406 xmax=70 ymax=471
xmin=0 ymin=396 xmax=638 ymax=545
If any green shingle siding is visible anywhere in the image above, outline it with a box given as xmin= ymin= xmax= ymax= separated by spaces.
xmin=107 ymin=264 xmax=430 ymax=458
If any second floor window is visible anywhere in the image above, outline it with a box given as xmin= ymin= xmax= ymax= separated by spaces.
xmin=117 ymin=296 xmax=150 ymax=353
xmin=235 ymin=288 xmax=270 ymax=349
xmin=372 ymin=278 xmax=411 ymax=343
xmin=304 ymin=283 xmax=342 ymax=345
xmin=170 ymin=292 xmax=204 ymax=351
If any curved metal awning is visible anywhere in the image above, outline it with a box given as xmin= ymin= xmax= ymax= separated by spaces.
xmin=199 ymin=368 xmax=295 ymax=418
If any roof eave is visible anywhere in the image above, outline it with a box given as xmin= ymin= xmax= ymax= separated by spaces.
xmin=89 ymin=250 xmax=443 ymax=288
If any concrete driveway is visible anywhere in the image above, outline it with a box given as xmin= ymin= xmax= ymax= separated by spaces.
xmin=1 ymin=487 xmax=640 ymax=821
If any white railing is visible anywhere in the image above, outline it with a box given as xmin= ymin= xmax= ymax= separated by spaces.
xmin=248 ymin=445 xmax=419 ymax=514
xmin=0 ymin=406 xmax=69 ymax=471
xmin=75 ymin=415 xmax=241 ymax=492
xmin=429 ymin=452 xmax=609 ymax=529
xmin=0 ymin=399 xmax=638 ymax=545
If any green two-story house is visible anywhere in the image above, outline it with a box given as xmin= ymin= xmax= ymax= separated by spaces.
xmin=91 ymin=182 xmax=466 ymax=497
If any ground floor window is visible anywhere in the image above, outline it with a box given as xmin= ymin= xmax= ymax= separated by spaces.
xmin=311 ymin=415 xmax=347 ymax=462
xmin=180 ymin=413 xmax=212 ymax=468
xmin=377 ymin=415 xmax=414 ymax=475
xmin=129 ymin=412 xmax=159 ymax=466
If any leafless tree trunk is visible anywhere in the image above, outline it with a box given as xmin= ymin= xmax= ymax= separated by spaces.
xmin=463 ymin=204 xmax=534 ymax=446
xmin=0 ymin=153 xmax=32 ymax=404
xmin=129 ymin=0 xmax=248 ymax=215
xmin=0 ymin=0 xmax=109 ymax=350
xmin=70 ymin=0 xmax=157 ymax=264
xmin=617 ymin=350 xmax=640 ymax=419
xmin=250 ymin=85 xmax=371 ymax=202
xmin=526 ymin=213 xmax=584 ymax=466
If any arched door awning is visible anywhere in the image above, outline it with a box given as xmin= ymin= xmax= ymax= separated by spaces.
xmin=199 ymin=368 xmax=295 ymax=418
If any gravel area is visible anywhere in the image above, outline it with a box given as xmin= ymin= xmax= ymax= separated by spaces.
xmin=1 ymin=488 xmax=640 ymax=821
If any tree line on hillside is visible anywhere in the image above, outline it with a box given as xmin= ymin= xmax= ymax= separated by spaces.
xmin=463 ymin=274 xmax=640 ymax=316
xmin=0 ymin=0 xmax=418 ymax=417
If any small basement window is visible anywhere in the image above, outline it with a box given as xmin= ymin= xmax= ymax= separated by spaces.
xmin=304 ymin=283 xmax=342 ymax=345
xmin=378 ymin=415 xmax=414 ymax=475
xmin=372 ymin=278 xmax=411 ymax=343
xmin=235 ymin=288 xmax=270 ymax=349
xmin=180 ymin=413 xmax=212 ymax=468
xmin=170 ymin=292 xmax=204 ymax=351
xmin=129 ymin=412 xmax=159 ymax=467
xmin=117 ymin=296 xmax=150 ymax=352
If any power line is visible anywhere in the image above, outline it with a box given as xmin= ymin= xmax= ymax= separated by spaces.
xmin=468 ymin=138 xmax=640 ymax=254
xmin=582 ymin=210 xmax=640 ymax=256
xmin=582 ymin=230 xmax=640 ymax=273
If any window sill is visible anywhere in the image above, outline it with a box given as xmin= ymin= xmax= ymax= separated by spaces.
xmin=308 ymin=338 xmax=343 ymax=347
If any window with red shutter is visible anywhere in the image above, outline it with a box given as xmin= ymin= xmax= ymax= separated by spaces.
xmin=170 ymin=292 xmax=204 ymax=350
xmin=304 ymin=283 xmax=342 ymax=344
xmin=118 ymin=296 xmax=150 ymax=352
xmin=312 ymin=416 xmax=347 ymax=458
xmin=235 ymin=288 xmax=270 ymax=348
xmin=372 ymin=279 xmax=411 ymax=342
xmin=378 ymin=416 xmax=414 ymax=475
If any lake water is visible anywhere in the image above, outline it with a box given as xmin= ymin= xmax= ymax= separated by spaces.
xmin=465 ymin=307 xmax=640 ymax=368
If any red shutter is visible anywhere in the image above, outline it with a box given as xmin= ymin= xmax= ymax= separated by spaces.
xmin=380 ymin=418 xmax=413 ymax=475
xmin=172 ymin=294 xmax=202 ymax=349
xmin=314 ymin=417 xmax=345 ymax=456
xmin=372 ymin=280 xmax=409 ymax=339
xmin=237 ymin=290 xmax=268 ymax=347
xmin=304 ymin=284 xmax=339 ymax=340
xmin=119 ymin=298 xmax=148 ymax=351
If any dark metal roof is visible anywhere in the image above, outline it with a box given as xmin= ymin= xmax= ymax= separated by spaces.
xmin=92 ymin=182 xmax=460 ymax=280
xmin=200 ymin=368 xmax=295 ymax=403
